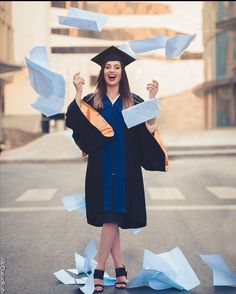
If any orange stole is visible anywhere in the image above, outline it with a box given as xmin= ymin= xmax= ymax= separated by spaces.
xmin=79 ymin=100 xmax=168 ymax=171
xmin=153 ymin=127 xmax=169 ymax=172
xmin=79 ymin=100 xmax=114 ymax=157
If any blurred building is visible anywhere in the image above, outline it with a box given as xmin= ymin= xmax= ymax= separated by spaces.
xmin=1 ymin=1 xmax=204 ymax=142
xmin=194 ymin=1 xmax=236 ymax=128
xmin=0 ymin=2 xmax=22 ymax=149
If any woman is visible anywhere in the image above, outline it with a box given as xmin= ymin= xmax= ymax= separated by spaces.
xmin=65 ymin=46 xmax=168 ymax=293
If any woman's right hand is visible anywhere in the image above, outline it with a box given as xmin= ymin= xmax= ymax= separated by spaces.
xmin=73 ymin=72 xmax=85 ymax=98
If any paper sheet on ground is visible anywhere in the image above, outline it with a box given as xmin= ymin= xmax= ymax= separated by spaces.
xmin=58 ymin=7 xmax=108 ymax=31
xmin=200 ymin=254 xmax=236 ymax=286
xmin=128 ymin=247 xmax=200 ymax=291
xmin=25 ymin=46 xmax=66 ymax=117
xmin=122 ymin=98 xmax=160 ymax=129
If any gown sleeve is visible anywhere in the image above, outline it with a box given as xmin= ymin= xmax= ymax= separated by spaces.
xmin=65 ymin=99 xmax=113 ymax=155
xmin=131 ymin=93 xmax=168 ymax=172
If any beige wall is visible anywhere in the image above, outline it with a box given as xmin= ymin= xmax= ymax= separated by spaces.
xmin=11 ymin=1 xmax=50 ymax=65
xmin=0 ymin=2 xmax=14 ymax=64
xmin=4 ymin=2 xmax=50 ymax=115
xmin=159 ymin=89 xmax=205 ymax=134
xmin=202 ymin=1 xmax=216 ymax=82
xmin=4 ymin=68 xmax=40 ymax=115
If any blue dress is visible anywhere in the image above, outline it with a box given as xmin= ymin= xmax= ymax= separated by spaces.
xmin=98 ymin=95 xmax=126 ymax=225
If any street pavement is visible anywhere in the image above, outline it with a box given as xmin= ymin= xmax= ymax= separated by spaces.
xmin=0 ymin=157 xmax=236 ymax=294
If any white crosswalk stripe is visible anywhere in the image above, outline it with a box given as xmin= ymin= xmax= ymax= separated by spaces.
xmin=16 ymin=188 xmax=58 ymax=202
xmin=206 ymin=187 xmax=236 ymax=199
xmin=147 ymin=187 xmax=186 ymax=200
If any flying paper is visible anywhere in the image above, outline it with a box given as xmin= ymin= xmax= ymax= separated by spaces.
xmin=122 ymin=98 xmax=160 ymax=129
xmin=58 ymin=7 xmax=108 ymax=32
xmin=118 ymin=43 xmax=138 ymax=60
xmin=129 ymin=35 xmax=167 ymax=53
xmin=25 ymin=46 xmax=66 ymax=117
xmin=200 ymin=254 xmax=236 ymax=286
xmin=128 ymin=247 xmax=200 ymax=291
xmin=62 ymin=194 xmax=86 ymax=214
xmin=165 ymin=34 xmax=196 ymax=58
xmin=128 ymin=34 xmax=195 ymax=58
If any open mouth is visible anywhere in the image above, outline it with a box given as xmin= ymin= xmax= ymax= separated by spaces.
xmin=108 ymin=74 xmax=116 ymax=81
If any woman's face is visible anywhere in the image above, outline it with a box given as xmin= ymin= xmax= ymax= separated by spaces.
xmin=104 ymin=61 xmax=122 ymax=87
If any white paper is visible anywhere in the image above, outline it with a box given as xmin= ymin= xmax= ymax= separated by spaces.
xmin=80 ymin=273 xmax=94 ymax=294
xmin=29 ymin=46 xmax=49 ymax=68
xmin=62 ymin=194 xmax=86 ymax=214
xmin=129 ymin=35 xmax=167 ymax=53
xmin=58 ymin=7 xmax=108 ymax=32
xmin=53 ymin=269 xmax=87 ymax=285
xmin=128 ymin=247 xmax=200 ymax=291
xmin=84 ymin=239 xmax=97 ymax=273
xmin=25 ymin=46 xmax=66 ymax=117
xmin=118 ymin=43 xmax=138 ymax=60
xmin=122 ymin=98 xmax=160 ymax=129
xmin=165 ymin=34 xmax=196 ymax=58
xmin=200 ymin=254 xmax=236 ymax=286
xmin=130 ymin=228 xmax=142 ymax=235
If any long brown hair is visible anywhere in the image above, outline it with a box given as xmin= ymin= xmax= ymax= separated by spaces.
xmin=92 ymin=61 xmax=134 ymax=109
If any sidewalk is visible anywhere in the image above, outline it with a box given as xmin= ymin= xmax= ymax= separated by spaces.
xmin=0 ymin=128 xmax=236 ymax=162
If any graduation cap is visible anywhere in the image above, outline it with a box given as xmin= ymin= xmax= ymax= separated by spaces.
xmin=91 ymin=46 xmax=136 ymax=67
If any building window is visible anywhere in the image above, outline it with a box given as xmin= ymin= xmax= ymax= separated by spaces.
xmin=216 ymin=32 xmax=228 ymax=79
xmin=90 ymin=75 xmax=97 ymax=87
xmin=51 ymin=28 xmax=70 ymax=35
xmin=51 ymin=47 xmax=107 ymax=54
xmin=51 ymin=1 xmax=66 ymax=8
xmin=216 ymin=1 xmax=229 ymax=22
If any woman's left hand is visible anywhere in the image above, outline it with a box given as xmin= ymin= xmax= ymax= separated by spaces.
xmin=146 ymin=80 xmax=159 ymax=99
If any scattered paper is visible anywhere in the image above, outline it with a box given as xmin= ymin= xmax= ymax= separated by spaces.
xmin=53 ymin=269 xmax=87 ymax=285
xmin=122 ymin=98 xmax=160 ymax=129
xmin=62 ymin=194 xmax=86 ymax=214
xmin=58 ymin=7 xmax=108 ymax=32
xmin=75 ymin=239 xmax=97 ymax=274
xmin=165 ymin=34 xmax=196 ymax=58
xmin=200 ymin=254 xmax=236 ymax=286
xmin=80 ymin=273 xmax=94 ymax=294
xmin=128 ymin=247 xmax=200 ymax=291
xmin=129 ymin=35 xmax=167 ymax=53
xmin=128 ymin=33 xmax=195 ymax=58
xmin=25 ymin=46 xmax=66 ymax=117
xmin=118 ymin=43 xmax=138 ymax=60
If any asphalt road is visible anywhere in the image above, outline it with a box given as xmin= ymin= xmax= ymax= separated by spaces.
xmin=0 ymin=156 xmax=236 ymax=294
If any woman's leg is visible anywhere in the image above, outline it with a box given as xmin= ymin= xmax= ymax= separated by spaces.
xmin=111 ymin=228 xmax=127 ymax=288
xmin=94 ymin=223 xmax=118 ymax=290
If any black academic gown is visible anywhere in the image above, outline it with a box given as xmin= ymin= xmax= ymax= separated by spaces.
xmin=65 ymin=93 xmax=168 ymax=229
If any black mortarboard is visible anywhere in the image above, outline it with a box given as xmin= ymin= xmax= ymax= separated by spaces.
xmin=91 ymin=46 xmax=136 ymax=67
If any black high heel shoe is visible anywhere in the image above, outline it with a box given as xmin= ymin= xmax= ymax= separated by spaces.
xmin=115 ymin=265 xmax=128 ymax=289
xmin=93 ymin=269 xmax=104 ymax=293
